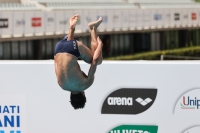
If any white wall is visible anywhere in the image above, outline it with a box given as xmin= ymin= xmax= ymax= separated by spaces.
xmin=0 ymin=61 xmax=199 ymax=133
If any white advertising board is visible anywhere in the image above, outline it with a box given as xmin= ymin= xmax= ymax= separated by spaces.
xmin=96 ymin=9 xmax=107 ymax=32
xmin=24 ymin=11 xmax=35 ymax=35
xmin=0 ymin=61 xmax=200 ymax=133
xmin=121 ymin=10 xmax=129 ymax=30
xmin=143 ymin=9 xmax=151 ymax=28
xmin=163 ymin=9 xmax=171 ymax=28
xmin=45 ymin=11 xmax=55 ymax=34
xmin=106 ymin=9 xmax=114 ymax=31
xmin=74 ymin=10 xmax=83 ymax=33
xmin=55 ymin=11 xmax=65 ymax=34
xmin=129 ymin=9 xmax=137 ymax=30
xmin=13 ymin=12 xmax=24 ymax=36
xmin=1 ymin=12 xmax=12 ymax=37
xmin=181 ymin=9 xmax=189 ymax=27
xmin=34 ymin=11 xmax=45 ymax=34
xmin=82 ymin=10 xmax=97 ymax=32
xmin=113 ymin=10 xmax=122 ymax=30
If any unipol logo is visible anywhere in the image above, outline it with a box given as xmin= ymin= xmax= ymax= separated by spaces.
xmin=181 ymin=96 xmax=200 ymax=109
xmin=101 ymin=88 xmax=157 ymax=115
xmin=174 ymin=88 xmax=200 ymax=114
xmin=108 ymin=125 xmax=158 ymax=133
xmin=182 ymin=126 xmax=200 ymax=133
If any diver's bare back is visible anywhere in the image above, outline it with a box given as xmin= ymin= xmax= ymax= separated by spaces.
xmin=54 ymin=53 xmax=86 ymax=92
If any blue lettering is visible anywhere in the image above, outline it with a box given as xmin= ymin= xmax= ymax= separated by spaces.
xmin=17 ymin=116 xmax=20 ymax=127
xmin=4 ymin=116 xmax=14 ymax=127
xmin=197 ymin=100 xmax=200 ymax=109
xmin=10 ymin=131 xmax=21 ymax=133
xmin=3 ymin=106 xmax=9 ymax=113
xmin=10 ymin=106 xmax=16 ymax=113
xmin=0 ymin=131 xmax=21 ymax=133
xmin=17 ymin=106 xmax=20 ymax=114
xmin=0 ymin=120 xmax=2 ymax=127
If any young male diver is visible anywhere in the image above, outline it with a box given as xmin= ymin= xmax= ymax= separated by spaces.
xmin=54 ymin=14 xmax=103 ymax=109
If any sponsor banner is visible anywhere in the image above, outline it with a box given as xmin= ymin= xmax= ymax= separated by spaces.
xmin=13 ymin=12 xmax=25 ymax=35
xmin=137 ymin=9 xmax=144 ymax=27
xmin=181 ymin=9 xmax=189 ymax=26
xmin=163 ymin=9 xmax=171 ymax=27
xmin=106 ymin=9 xmax=114 ymax=31
xmin=174 ymin=88 xmax=200 ymax=114
xmin=190 ymin=9 xmax=198 ymax=25
xmin=0 ymin=12 xmax=12 ymax=35
xmin=108 ymin=125 xmax=158 ymax=133
xmin=83 ymin=10 xmax=96 ymax=32
xmin=64 ymin=10 xmax=73 ymax=34
xmin=143 ymin=9 xmax=151 ymax=27
xmin=55 ymin=11 xmax=65 ymax=34
xmin=97 ymin=9 xmax=107 ymax=31
xmin=45 ymin=11 xmax=55 ymax=33
xmin=101 ymin=88 xmax=157 ymax=114
xmin=24 ymin=12 xmax=34 ymax=34
xmin=183 ymin=126 xmax=200 ymax=133
xmin=151 ymin=9 xmax=157 ymax=27
xmin=156 ymin=9 xmax=163 ymax=27
xmin=74 ymin=10 xmax=83 ymax=33
xmin=174 ymin=9 xmax=181 ymax=26
xmin=129 ymin=9 xmax=137 ymax=28
xmin=34 ymin=12 xmax=44 ymax=33
xmin=121 ymin=10 xmax=129 ymax=29
xmin=0 ymin=94 xmax=26 ymax=133
xmin=113 ymin=10 xmax=122 ymax=29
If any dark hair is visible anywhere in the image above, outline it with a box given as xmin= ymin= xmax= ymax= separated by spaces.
xmin=70 ymin=92 xmax=86 ymax=109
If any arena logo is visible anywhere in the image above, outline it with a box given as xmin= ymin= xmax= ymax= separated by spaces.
xmin=101 ymin=88 xmax=157 ymax=115
xmin=0 ymin=105 xmax=21 ymax=133
xmin=108 ymin=125 xmax=158 ymax=133
xmin=173 ymin=88 xmax=200 ymax=113
xmin=182 ymin=126 xmax=200 ymax=133
xmin=0 ymin=19 xmax=8 ymax=28
xmin=32 ymin=17 xmax=41 ymax=27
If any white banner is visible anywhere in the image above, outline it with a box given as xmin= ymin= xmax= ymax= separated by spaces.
xmin=129 ymin=9 xmax=137 ymax=30
xmin=190 ymin=9 xmax=198 ymax=26
xmin=55 ymin=11 xmax=65 ymax=34
xmin=45 ymin=11 xmax=55 ymax=34
xmin=181 ymin=9 xmax=189 ymax=27
xmin=13 ymin=12 xmax=24 ymax=36
xmin=64 ymin=10 xmax=73 ymax=34
xmin=121 ymin=10 xmax=129 ymax=30
xmin=34 ymin=11 xmax=45 ymax=34
xmin=24 ymin=11 xmax=35 ymax=35
xmin=96 ymin=9 xmax=107 ymax=31
xmin=1 ymin=12 xmax=12 ymax=36
xmin=113 ymin=10 xmax=122 ymax=30
xmin=82 ymin=10 xmax=97 ymax=32
xmin=170 ymin=9 xmax=176 ymax=28
xmin=163 ymin=9 xmax=171 ymax=28
xmin=137 ymin=9 xmax=143 ymax=28
xmin=151 ymin=9 xmax=157 ymax=28
xmin=73 ymin=10 xmax=83 ymax=33
xmin=0 ymin=61 xmax=200 ymax=133
xmin=174 ymin=9 xmax=181 ymax=27
xmin=106 ymin=9 xmax=114 ymax=31
xmin=143 ymin=9 xmax=151 ymax=28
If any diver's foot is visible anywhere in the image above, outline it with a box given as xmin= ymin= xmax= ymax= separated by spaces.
xmin=88 ymin=17 xmax=103 ymax=30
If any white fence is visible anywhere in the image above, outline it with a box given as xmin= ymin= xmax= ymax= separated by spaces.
xmin=0 ymin=61 xmax=200 ymax=133
xmin=0 ymin=8 xmax=200 ymax=38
